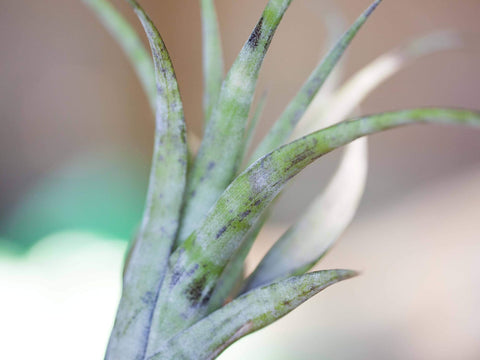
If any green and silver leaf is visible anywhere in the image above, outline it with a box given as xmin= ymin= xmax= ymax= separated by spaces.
xmin=244 ymin=139 xmax=367 ymax=290
xmin=177 ymin=0 xmax=294 ymax=246
xmin=245 ymin=30 xmax=465 ymax=291
xmin=208 ymin=1 xmax=350 ymax=309
xmin=250 ymin=0 xmax=382 ymax=163
xmin=148 ymin=270 xmax=357 ymax=360
xmin=106 ymin=1 xmax=187 ymax=359
xmin=147 ymin=108 xmax=480 ymax=354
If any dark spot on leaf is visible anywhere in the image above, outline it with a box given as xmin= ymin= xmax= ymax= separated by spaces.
xmin=141 ymin=291 xmax=156 ymax=305
xmin=170 ymin=268 xmax=182 ymax=288
xmin=248 ymin=17 xmax=263 ymax=48
xmin=254 ymin=199 xmax=262 ymax=207
xmin=216 ymin=226 xmax=227 ymax=239
xmin=186 ymin=274 xmax=207 ymax=305
xmin=240 ymin=209 xmax=251 ymax=219
xmin=207 ymin=161 xmax=216 ymax=171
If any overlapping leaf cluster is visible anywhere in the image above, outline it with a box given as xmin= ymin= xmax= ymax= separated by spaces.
xmin=83 ymin=0 xmax=480 ymax=359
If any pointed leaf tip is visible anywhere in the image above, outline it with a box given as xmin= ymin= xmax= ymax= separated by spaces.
xmin=251 ymin=0 xmax=383 ymax=163
xmin=148 ymin=269 xmax=357 ymax=360
xmin=106 ymin=1 xmax=187 ymax=359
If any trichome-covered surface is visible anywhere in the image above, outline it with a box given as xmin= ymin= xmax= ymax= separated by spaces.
xmin=82 ymin=0 xmax=480 ymax=359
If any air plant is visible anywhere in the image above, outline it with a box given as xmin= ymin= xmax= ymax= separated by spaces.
xmin=82 ymin=0 xmax=479 ymax=359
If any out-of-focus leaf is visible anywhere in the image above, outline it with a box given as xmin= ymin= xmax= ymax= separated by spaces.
xmin=296 ymin=30 xmax=464 ymax=137
xmin=304 ymin=0 xmax=348 ymax=109
xmin=200 ymin=0 xmax=224 ymax=125
xmin=82 ymin=0 xmax=156 ymax=111
xmin=250 ymin=0 xmax=382 ymax=163
xmin=83 ymin=0 xmax=200 ymax=157
xmin=106 ymin=1 xmax=188 ymax=359
xmin=242 ymin=91 xmax=268 ymax=165
xmin=244 ymin=139 xmax=367 ymax=291
xmin=245 ymin=31 xmax=465 ymax=292
xmin=147 ymin=108 xmax=480 ymax=352
xmin=177 ymin=0 xmax=293 ymax=245
xmin=148 ymin=270 xmax=357 ymax=360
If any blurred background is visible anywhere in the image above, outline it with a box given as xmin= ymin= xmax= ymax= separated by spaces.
xmin=1 ymin=0 xmax=479 ymax=359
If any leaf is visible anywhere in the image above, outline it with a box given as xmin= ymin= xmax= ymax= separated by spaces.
xmin=206 ymin=218 xmax=264 ymax=313
xmin=242 ymin=91 xmax=268 ymax=165
xmin=82 ymin=0 xmax=156 ymax=111
xmin=147 ymin=270 xmax=357 ymax=360
xmin=250 ymin=0 xmax=382 ymax=163
xmin=105 ymin=1 xmax=188 ymax=359
xmin=305 ymin=0 xmax=348 ymax=109
xmin=200 ymin=0 xmax=224 ymax=125
xmin=296 ymin=30 xmax=464 ymax=137
xmin=245 ymin=31 xmax=465 ymax=292
xmin=177 ymin=0 xmax=294 ymax=246
xmin=207 ymin=2 xmax=350 ymax=307
xmin=244 ymin=139 xmax=367 ymax=291
xmin=147 ymin=108 xmax=480 ymax=353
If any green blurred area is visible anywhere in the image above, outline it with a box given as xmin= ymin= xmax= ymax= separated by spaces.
xmin=0 ymin=153 xmax=148 ymax=253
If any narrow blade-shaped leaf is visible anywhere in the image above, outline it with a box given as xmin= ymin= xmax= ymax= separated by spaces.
xmin=245 ymin=139 xmax=367 ymax=291
xmin=83 ymin=0 xmax=156 ymax=111
xmin=177 ymin=0 xmax=293 ymax=245
xmin=242 ymin=91 xmax=268 ymax=165
xmin=206 ymin=217 xmax=264 ymax=312
xmin=245 ymin=31 xmax=465 ymax=292
xmin=148 ymin=108 xmax=480 ymax=353
xmin=210 ymin=2 xmax=349 ymax=306
xmin=296 ymin=30 xmax=464 ymax=137
xmin=251 ymin=0 xmax=382 ymax=163
xmin=106 ymin=1 xmax=188 ymax=359
xmin=200 ymin=0 xmax=224 ymax=125
xmin=148 ymin=270 xmax=357 ymax=360
xmin=305 ymin=0 xmax=348 ymax=109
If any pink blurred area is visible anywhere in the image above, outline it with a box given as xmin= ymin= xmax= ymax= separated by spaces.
xmin=1 ymin=0 xmax=479 ymax=358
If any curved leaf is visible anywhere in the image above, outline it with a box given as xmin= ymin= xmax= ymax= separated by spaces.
xmin=83 ymin=0 xmax=155 ymax=110
xmin=200 ymin=0 xmax=224 ymax=125
xmin=177 ymin=0 xmax=293 ymax=245
xmin=209 ymin=2 xmax=349 ymax=309
xmin=245 ymin=31 xmax=465 ymax=292
xmin=106 ymin=1 xmax=188 ymax=359
xmin=296 ymin=30 xmax=464 ymax=137
xmin=148 ymin=270 xmax=357 ymax=360
xmin=250 ymin=0 xmax=382 ymax=163
xmin=148 ymin=108 xmax=480 ymax=353
xmin=245 ymin=139 xmax=367 ymax=291
xmin=242 ymin=91 xmax=268 ymax=165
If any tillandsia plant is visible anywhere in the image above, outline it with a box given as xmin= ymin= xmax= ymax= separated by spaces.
xmin=82 ymin=0 xmax=479 ymax=359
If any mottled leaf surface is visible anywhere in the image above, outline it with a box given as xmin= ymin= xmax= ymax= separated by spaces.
xmin=245 ymin=31 xmax=465 ymax=292
xmin=106 ymin=1 xmax=187 ymax=359
xmin=177 ymin=0 xmax=293 ymax=245
xmin=209 ymin=3 xmax=349 ymax=307
xmin=148 ymin=270 xmax=357 ymax=360
xmin=146 ymin=108 xmax=480 ymax=355
xmin=245 ymin=139 xmax=367 ymax=290
xmin=251 ymin=0 xmax=382 ymax=162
